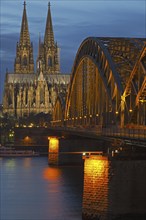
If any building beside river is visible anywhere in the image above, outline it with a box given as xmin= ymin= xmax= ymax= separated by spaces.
xmin=3 ymin=2 xmax=70 ymax=118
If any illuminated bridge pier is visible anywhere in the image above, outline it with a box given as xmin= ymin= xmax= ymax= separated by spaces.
xmin=52 ymin=37 xmax=146 ymax=144
xmin=48 ymin=136 xmax=108 ymax=166
xmin=82 ymin=153 xmax=146 ymax=220
xmin=48 ymin=137 xmax=59 ymax=166
xmin=48 ymin=136 xmax=85 ymax=166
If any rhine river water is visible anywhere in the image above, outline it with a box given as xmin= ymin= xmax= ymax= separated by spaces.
xmin=0 ymin=157 xmax=83 ymax=220
xmin=1 ymin=155 xmax=146 ymax=220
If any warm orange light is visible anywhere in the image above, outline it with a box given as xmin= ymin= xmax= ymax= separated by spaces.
xmin=83 ymin=156 xmax=109 ymax=218
xmin=49 ymin=137 xmax=59 ymax=151
xmin=84 ymin=156 xmax=107 ymax=177
xmin=48 ymin=137 xmax=59 ymax=165
xmin=139 ymin=99 xmax=146 ymax=103
xmin=24 ymin=136 xmax=31 ymax=143
xmin=43 ymin=167 xmax=61 ymax=181
xmin=129 ymin=109 xmax=133 ymax=112
xmin=115 ymin=111 xmax=118 ymax=115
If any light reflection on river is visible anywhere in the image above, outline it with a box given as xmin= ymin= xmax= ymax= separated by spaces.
xmin=1 ymin=156 xmax=146 ymax=220
xmin=0 ymin=157 xmax=83 ymax=220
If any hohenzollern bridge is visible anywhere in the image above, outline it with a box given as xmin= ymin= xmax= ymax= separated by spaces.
xmin=52 ymin=37 xmax=146 ymax=141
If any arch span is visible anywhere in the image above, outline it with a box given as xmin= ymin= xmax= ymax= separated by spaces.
xmin=53 ymin=37 xmax=146 ymax=128
xmin=52 ymin=93 xmax=66 ymax=126
xmin=65 ymin=37 xmax=146 ymax=127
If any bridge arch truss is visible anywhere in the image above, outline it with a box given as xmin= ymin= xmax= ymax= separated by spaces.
xmin=54 ymin=37 xmax=146 ymax=128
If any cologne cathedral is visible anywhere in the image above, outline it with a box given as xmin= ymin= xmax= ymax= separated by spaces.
xmin=3 ymin=2 xmax=70 ymax=118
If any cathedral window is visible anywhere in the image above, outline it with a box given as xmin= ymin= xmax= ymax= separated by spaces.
xmin=48 ymin=56 xmax=52 ymax=67
xmin=40 ymin=87 xmax=45 ymax=104
xmin=25 ymin=89 xmax=28 ymax=105
xmin=23 ymin=55 xmax=27 ymax=66
xmin=8 ymin=91 xmax=12 ymax=106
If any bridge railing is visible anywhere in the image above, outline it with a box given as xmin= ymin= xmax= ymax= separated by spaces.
xmin=51 ymin=125 xmax=146 ymax=140
xmin=102 ymin=126 xmax=146 ymax=141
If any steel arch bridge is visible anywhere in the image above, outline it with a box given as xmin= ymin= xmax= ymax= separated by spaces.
xmin=53 ymin=93 xmax=66 ymax=126
xmin=53 ymin=37 xmax=146 ymax=129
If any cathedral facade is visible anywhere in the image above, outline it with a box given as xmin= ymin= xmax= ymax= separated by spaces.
xmin=3 ymin=2 xmax=70 ymax=118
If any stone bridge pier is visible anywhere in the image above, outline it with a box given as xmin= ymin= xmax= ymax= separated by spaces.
xmin=82 ymin=154 xmax=146 ymax=220
xmin=48 ymin=137 xmax=106 ymax=166
xmin=48 ymin=137 xmax=60 ymax=166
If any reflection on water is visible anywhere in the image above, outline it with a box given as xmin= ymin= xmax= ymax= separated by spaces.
xmin=1 ymin=157 xmax=83 ymax=220
xmin=1 ymin=155 xmax=146 ymax=220
xmin=4 ymin=158 xmax=16 ymax=169
xmin=82 ymin=155 xmax=146 ymax=220
xmin=43 ymin=167 xmax=61 ymax=181
xmin=23 ymin=158 xmax=32 ymax=168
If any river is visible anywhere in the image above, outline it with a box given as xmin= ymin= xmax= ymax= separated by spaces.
xmin=0 ymin=157 xmax=83 ymax=220
xmin=1 ymin=155 xmax=146 ymax=220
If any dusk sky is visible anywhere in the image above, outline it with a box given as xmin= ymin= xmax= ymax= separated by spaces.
xmin=0 ymin=0 xmax=145 ymax=103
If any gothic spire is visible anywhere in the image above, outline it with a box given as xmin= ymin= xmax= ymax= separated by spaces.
xmin=38 ymin=32 xmax=41 ymax=58
xmin=44 ymin=2 xmax=54 ymax=46
xmin=19 ymin=1 xmax=30 ymax=45
xmin=14 ymin=1 xmax=34 ymax=74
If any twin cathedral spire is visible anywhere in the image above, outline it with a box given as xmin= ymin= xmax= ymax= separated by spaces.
xmin=14 ymin=1 xmax=60 ymax=75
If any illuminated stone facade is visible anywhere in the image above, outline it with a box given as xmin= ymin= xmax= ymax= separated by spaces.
xmin=82 ymin=155 xmax=109 ymax=220
xmin=82 ymin=155 xmax=146 ymax=219
xmin=14 ymin=2 xmax=34 ymax=74
xmin=3 ymin=2 xmax=70 ymax=118
xmin=48 ymin=137 xmax=59 ymax=165
xmin=36 ymin=2 xmax=60 ymax=75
